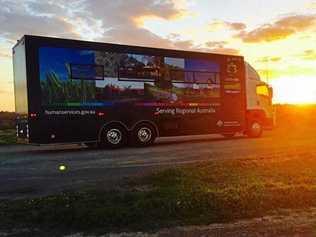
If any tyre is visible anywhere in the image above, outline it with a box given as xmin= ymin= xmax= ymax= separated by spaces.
xmin=99 ymin=124 xmax=128 ymax=149
xmin=131 ymin=123 xmax=157 ymax=147
xmin=246 ymin=120 xmax=263 ymax=138
xmin=221 ymin=133 xmax=235 ymax=138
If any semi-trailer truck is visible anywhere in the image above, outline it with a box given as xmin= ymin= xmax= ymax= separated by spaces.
xmin=13 ymin=35 xmax=274 ymax=148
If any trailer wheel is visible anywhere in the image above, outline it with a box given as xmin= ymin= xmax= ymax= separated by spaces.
xmin=99 ymin=124 xmax=128 ymax=149
xmin=131 ymin=123 xmax=157 ymax=147
xmin=246 ymin=120 xmax=263 ymax=138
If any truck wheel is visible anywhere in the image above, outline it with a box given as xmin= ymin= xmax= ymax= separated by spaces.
xmin=131 ymin=123 xmax=157 ymax=147
xmin=246 ymin=120 xmax=263 ymax=138
xmin=99 ymin=125 xmax=128 ymax=149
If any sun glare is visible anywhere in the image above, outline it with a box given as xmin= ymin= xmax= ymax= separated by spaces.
xmin=270 ymin=76 xmax=316 ymax=104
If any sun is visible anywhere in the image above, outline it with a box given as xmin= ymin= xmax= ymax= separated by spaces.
xmin=270 ymin=76 xmax=316 ymax=104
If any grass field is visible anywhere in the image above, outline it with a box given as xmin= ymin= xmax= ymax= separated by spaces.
xmin=2 ymin=153 xmax=316 ymax=235
xmin=0 ymin=129 xmax=15 ymax=145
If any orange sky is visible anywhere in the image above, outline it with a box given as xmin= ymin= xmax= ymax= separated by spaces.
xmin=1 ymin=0 xmax=316 ymax=111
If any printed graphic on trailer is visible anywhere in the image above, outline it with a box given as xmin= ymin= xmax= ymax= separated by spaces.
xmin=39 ymin=47 xmax=221 ymax=108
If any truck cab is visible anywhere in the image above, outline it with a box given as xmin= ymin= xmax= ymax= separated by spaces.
xmin=245 ymin=63 xmax=275 ymax=137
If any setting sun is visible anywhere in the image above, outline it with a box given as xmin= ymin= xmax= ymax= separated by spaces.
xmin=271 ymin=76 xmax=316 ymax=104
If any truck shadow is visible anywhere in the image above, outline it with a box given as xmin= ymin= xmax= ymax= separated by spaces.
xmin=13 ymin=135 xmax=248 ymax=156
xmin=152 ymin=135 xmax=247 ymax=147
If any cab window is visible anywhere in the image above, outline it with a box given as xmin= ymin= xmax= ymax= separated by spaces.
xmin=256 ymin=85 xmax=269 ymax=97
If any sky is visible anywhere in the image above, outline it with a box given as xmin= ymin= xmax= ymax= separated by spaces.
xmin=1 ymin=0 xmax=316 ymax=111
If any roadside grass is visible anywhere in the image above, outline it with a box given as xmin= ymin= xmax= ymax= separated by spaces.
xmin=2 ymin=154 xmax=316 ymax=235
xmin=0 ymin=129 xmax=16 ymax=145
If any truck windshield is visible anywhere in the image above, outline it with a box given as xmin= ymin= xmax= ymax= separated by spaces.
xmin=256 ymin=85 xmax=270 ymax=97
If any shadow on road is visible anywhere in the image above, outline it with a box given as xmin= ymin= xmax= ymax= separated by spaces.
xmin=153 ymin=135 xmax=247 ymax=147
xmin=1 ymin=134 xmax=249 ymax=156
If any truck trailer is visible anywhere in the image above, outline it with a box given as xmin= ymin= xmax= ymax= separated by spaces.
xmin=13 ymin=35 xmax=274 ymax=148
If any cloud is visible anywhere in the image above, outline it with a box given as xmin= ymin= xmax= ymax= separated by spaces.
xmin=0 ymin=0 xmax=187 ymax=49
xmin=0 ymin=52 xmax=11 ymax=58
xmin=210 ymin=47 xmax=240 ymax=55
xmin=0 ymin=89 xmax=9 ymax=94
xmin=227 ymin=22 xmax=247 ymax=31
xmin=205 ymin=41 xmax=227 ymax=48
xmin=301 ymin=50 xmax=316 ymax=60
xmin=101 ymin=27 xmax=173 ymax=48
xmin=208 ymin=20 xmax=246 ymax=32
xmin=0 ymin=1 xmax=81 ymax=42
xmin=204 ymin=41 xmax=240 ymax=55
xmin=256 ymin=56 xmax=282 ymax=63
xmin=237 ymin=14 xmax=316 ymax=43
xmin=238 ymin=27 xmax=293 ymax=43
xmin=306 ymin=1 xmax=316 ymax=9
xmin=90 ymin=0 xmax=183 ymax=22
xmin=82 ymin=0 xmax=187 ymax=48
xmin=173 ymin=40 xmax=194 ymax=50
xmin=0 ymin=43 xmax=12 ymax=58
xmin=1 ymin=0 xmax=237 ymax=63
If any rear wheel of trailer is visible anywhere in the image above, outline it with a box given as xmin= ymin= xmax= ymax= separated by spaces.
xmin=130 ymin=122 xmax=157 ymax=147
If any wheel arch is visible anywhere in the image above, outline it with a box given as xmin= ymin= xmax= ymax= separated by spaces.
xmin=246 ymin=109 xmax=266 ymax=124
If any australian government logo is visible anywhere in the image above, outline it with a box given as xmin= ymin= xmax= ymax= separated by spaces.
xmin=227 ymin=62 xmax=238 ymax=74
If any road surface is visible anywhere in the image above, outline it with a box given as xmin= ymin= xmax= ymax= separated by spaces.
xmin=0 ymin=129 xmax=315 ymax=199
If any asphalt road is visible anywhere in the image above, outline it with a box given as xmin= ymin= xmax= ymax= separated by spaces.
xmin=1 ymin=129 xmax=315 ymax=199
